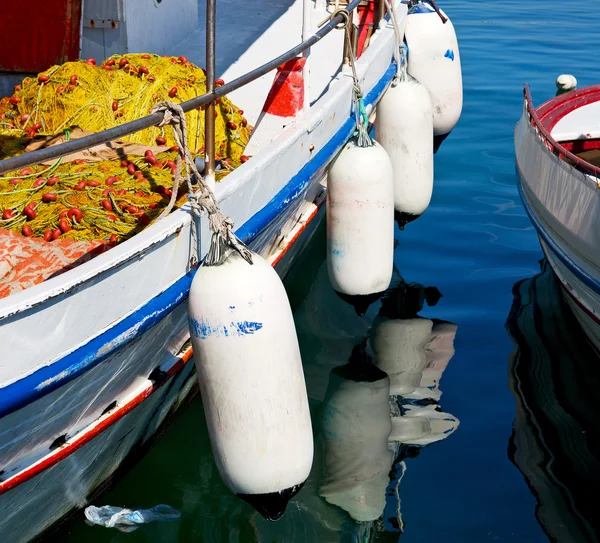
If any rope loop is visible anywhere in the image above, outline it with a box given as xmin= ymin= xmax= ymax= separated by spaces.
xmin=150 ymin=101 xmax=253 ymax=266
xmin=327 ymin=7 xmax=351 ymax=29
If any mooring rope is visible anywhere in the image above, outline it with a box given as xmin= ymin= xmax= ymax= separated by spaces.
xmin=329 ymin=8 xmax=372 ymax=148
xmin=384 ymin=0 xmax=405 ymax=83
xmin=151 ymin=101 xmax=253 ymax=266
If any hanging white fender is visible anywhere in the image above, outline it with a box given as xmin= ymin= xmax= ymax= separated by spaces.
xmin=188 ymin=251 xmax=313 ymax=521
xmin=327 ymin=139 xmax=395 ymax=314
xmin=376 ymin=75 xmax=434 ymax=228
xmin=405 ymin=0 xmax=462 ymax=151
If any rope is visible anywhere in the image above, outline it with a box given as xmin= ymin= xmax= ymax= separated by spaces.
xmin=384 ymin=0 xmax=405 ymax=83
xmin=339 ymin=17 xmax=372 ymax=148
xmin=150 ymin=101 xmax=253 ymax=266
xmin=410 ymin=0 xmax=447 ymax=23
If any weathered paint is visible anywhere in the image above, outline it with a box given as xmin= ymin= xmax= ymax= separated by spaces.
xmin=189 ymin=318 xmax=264 ymax=339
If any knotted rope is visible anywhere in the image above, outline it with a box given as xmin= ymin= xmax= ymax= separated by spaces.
xmin=151 ymin=101 xmax=253 ymax=266
xmin=328 ymin=8 xmax=372 ymax=148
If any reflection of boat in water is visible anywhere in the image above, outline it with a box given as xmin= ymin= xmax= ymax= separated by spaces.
xmin=506 ymin=259 xmax=600 ymax=542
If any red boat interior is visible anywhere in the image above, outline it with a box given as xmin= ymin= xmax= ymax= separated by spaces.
xmin=535 ymin=84 xmax=600 ymax=167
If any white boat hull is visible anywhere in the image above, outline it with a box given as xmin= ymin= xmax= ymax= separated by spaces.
xmin=515 ymin=104 xmax=600 ymax=353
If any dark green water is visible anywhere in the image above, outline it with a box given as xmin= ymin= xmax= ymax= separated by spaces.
xmin=54 ymin=0 xmax=600 ymax=540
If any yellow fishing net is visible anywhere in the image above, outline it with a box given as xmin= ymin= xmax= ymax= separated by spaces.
xmin=0 ymin=54 xmax=251 ymax=244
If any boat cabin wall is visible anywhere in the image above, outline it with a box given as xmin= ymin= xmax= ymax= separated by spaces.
xmin=81 ymin=0 xmax=199 ymax=60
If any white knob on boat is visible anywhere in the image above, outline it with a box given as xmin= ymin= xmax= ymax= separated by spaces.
xmin=376 ymin=75 xmax=434 ymax=228
xmin=556 ymin=74 xmax=577 ymax=94
xmin=327 ymin=139 xmax=395 ymax=314
xmin=369 ymin=316 xmax=434 ymax=396
xmin=319 ymin=347 xmax=393 ymax=522
xmin=405 ymin=2 xmax=463 ymax=152
xmin=188 ymin=251 xmax=313 ymax=521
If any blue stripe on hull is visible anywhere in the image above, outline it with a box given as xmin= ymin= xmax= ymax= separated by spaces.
xmin=0 ymin=63 xmax=396 ymax=420
xmin=517 ymin=178 xmax=600 ymax=295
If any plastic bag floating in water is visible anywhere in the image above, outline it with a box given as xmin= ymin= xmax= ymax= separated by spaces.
xmin=84 ymin=504 xmax=181 ymax=532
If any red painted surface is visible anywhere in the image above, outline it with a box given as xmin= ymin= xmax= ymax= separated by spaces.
xmin=560 ymin=138 xmax=600 ymax=154
xmin=560 ymin=278 xmax=600 ymax=326
xmin=536 ymin=84 xmax=600 ymax=133
xmin=0 ymin=348 xmax=193 ymax=496
xmin=523 ymin=84 xmax=600 ymax=178
xmin=262 ymin=57 xmax=306 ymax=117
xmin=0 ymin=0 xmax=82 ymax=73
xmin=356 ymin=2 xmax=375 ymax=59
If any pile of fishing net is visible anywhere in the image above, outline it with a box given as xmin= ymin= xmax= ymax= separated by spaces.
xmin=0 ymin=53 xmax=251 ymax=244
xmin=0 ymin=54 xmax=252 ymax=298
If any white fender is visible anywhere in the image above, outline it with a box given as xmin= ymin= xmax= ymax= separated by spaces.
xmin=188 ymin=251 xmax=313 ymax=521
xmin=369 ymin=317 xmax=433 ymax=396
xmin=319 ymin=356 xmax=393 ymax=521
xmin=376 ymin=76 xmax=434 ymax=226
xmin=327 ymin=139 xmax=394 ymax=309
xmin=405 ymin=1 xmax=462 ymax=150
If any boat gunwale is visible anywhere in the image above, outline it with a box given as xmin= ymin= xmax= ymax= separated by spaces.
xmin=523 ymin=84 xmax=600 ymax=180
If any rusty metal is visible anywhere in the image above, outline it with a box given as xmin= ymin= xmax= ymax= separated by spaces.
xmin=373 ymin=0 xmax=385 ymax=32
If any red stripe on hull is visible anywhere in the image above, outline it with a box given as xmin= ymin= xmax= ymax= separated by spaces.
xmin=0 ymin=348 xmax=193 ymax=496
xmin=558 ymin=278 xmax=600 ymax=326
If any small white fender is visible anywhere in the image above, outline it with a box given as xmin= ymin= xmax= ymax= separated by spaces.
xmin=376 ymin=75 xmax=434 ymax=227
xmin=405 ymin=1 xmax=463 ymax=151
xmin=327 ymin=139 xmax=395 ymax=313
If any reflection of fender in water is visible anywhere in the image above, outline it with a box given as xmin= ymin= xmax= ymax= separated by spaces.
xmin=506 ymin=259 xmax=600 ymax=542
xmin=319 ymin=346 xmax=393 ymax=522
xmin=316 ymin=278 xmax=459 ymax=534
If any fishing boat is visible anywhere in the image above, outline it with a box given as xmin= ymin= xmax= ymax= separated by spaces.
xmin=507 ymin=259 xmax=600 ymax=541
xmin=514 ymin=84 xmax=600 ymax=352
xmin=0 ymin=0 xmax=462 ymax=539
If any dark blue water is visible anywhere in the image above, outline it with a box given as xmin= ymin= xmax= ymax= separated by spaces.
xmin=55 ymin=0 xmax=600 ymax=541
